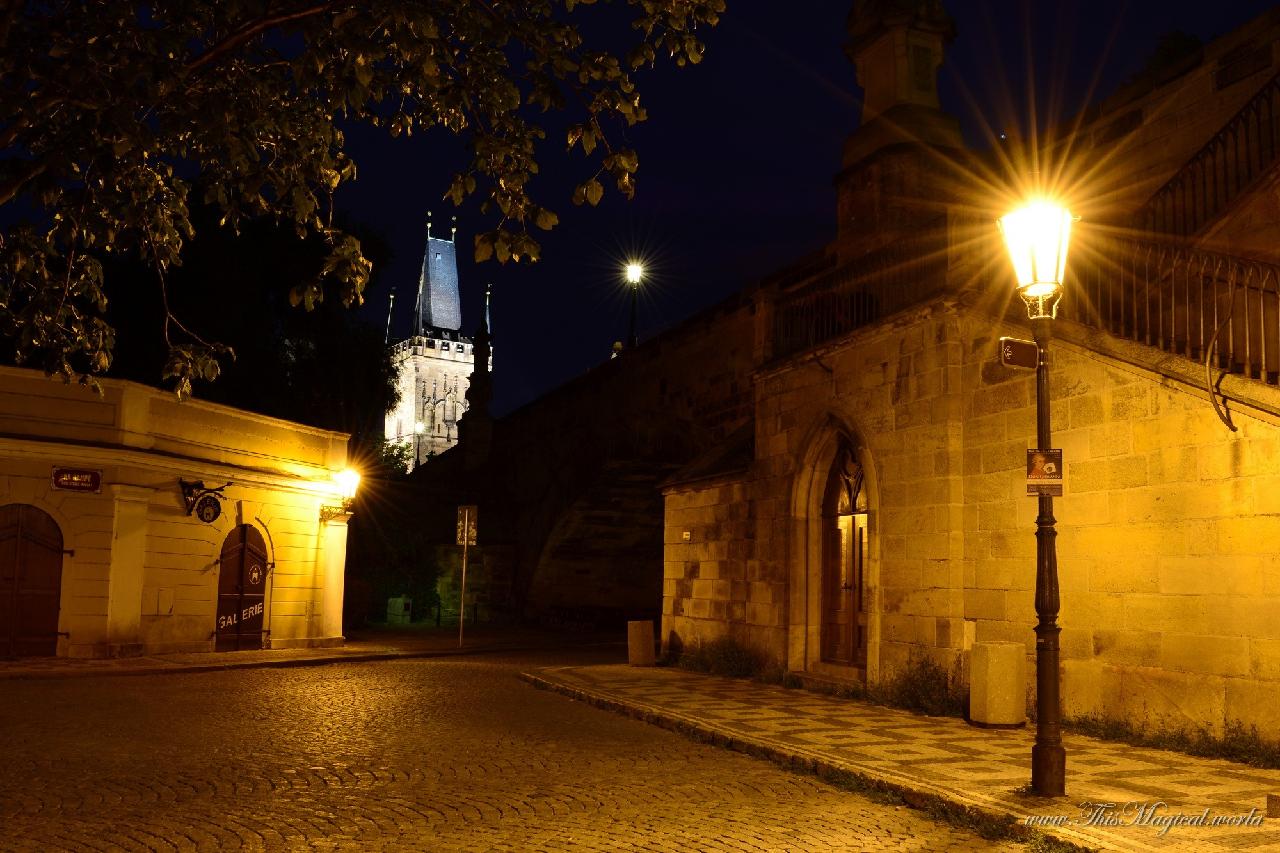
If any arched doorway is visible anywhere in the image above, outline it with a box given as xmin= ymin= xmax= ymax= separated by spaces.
xmin=0 ymin=504 xmax=65 ymax=657
xmin=216 ymin=525 xmax=268 ymax=651
xmin=820 ymin=442 xmax=868 ymax=668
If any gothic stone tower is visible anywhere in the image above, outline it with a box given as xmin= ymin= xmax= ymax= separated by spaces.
xmin=836 ymin=0 xmax=965 ymax=262
xmin=385 ymin=227 xmax=488 ymax=468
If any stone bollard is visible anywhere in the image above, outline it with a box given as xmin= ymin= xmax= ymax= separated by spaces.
xmin=627 ymin=620 xmax=656 ymax=667
xmin=969 ymin=641 xmax=1027 ymax=727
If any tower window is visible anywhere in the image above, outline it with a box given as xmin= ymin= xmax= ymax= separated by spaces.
xmin=456 ymin=343 xmax=464 ymax=352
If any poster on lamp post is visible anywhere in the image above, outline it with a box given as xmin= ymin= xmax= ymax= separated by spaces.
xmin=1026 ymin=449 xmax=1064 ymax=496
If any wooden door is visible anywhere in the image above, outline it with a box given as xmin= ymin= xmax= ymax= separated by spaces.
xmin=819 ymin=444 xmax=868 ymax=669
xmin=0 ymin=504 xmax=65 ymax=657
xmin=820 ymin=513 xmax=853 ymax=663
xmin=821 ymin=512 xmax=867 ymax=666
xmin=215 ymin=525 xmax=268 ymax=651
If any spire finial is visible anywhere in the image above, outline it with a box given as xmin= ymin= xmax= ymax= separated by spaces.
xmin=451 ymin=216 xmax=458 ymax=242
xmin=384 ymin=286 xmax=397 ymax=346
xmin=484 ymin=282 xmax=492 ymax=333
xmin=427 ymin=210 xmax=434 ymax=239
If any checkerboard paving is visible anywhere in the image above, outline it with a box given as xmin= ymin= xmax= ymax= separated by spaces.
xmin=526 ymin=665 xmax=1280 ymax=852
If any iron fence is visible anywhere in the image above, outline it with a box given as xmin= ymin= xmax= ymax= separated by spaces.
xmin=1067 ymin=235 xmax=1280 ymax=384
xmin=1135 ymin=72 xmax=1280 ymax=237
xmin=772 ymin=242 xmax=949 ymax=360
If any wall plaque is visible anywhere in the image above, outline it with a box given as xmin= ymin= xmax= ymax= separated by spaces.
xmin=51 ymin=467 xmax=102 ymax=493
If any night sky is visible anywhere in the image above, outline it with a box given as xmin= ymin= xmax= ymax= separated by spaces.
xmin=337 ymin=1 xmax=1279 ymax=416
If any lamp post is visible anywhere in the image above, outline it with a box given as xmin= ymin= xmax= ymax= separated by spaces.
xmin=625 ymin=262 xmax=644 ymax=349
xmin=413 ymin=420 xmax=425 ymax=468
xmin=998 ymin=199 xmax=1074 ymax=798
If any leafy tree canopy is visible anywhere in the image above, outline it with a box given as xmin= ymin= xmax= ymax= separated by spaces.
xmin=105 ymin=206 xmax=399 ymax=439
xmin=0 ymin=0 xmax=723 ymax=396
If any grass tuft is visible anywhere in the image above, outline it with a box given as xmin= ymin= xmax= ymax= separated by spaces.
xmin=1066 ymin=714 xmax=1280 ymax=770
xmin=675 ymin=637 xmax=768 ymax=679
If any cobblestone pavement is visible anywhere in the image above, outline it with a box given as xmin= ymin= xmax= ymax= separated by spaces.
xmin=0 ymin=649 xmax=1023 ymax=852
xmin=528 ymin=665 xmax=1280 ymax=853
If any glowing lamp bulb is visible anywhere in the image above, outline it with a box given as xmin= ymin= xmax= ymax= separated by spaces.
xmin=998 ymin=200 xmax=1073 ymax=300
xmin=625 ymin=263 xmax=644 ymax=285
xmin=334 ymin=469 xmax=361 ymax=501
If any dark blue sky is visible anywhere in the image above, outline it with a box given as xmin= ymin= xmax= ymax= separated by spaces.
xmin=338 ymin=1 xmax=1279 ymax=415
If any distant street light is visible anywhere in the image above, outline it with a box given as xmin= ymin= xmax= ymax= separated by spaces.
xmin=625 ymin=262 xmax=644 ymax=349
xmin=998 ymin=198 xmax=1074 ymax=798
xmin=414 ymin=419 xmax=425 ymax=467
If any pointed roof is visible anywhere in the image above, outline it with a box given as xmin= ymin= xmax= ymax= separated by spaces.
xmin=414 ymin=234 xmax=462 ymax=333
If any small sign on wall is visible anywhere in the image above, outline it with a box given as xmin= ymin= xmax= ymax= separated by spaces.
xmin=51 ymin=467 xmax=102 ymax=493
xmin=1026 ymin=449 xmax=1064 ymax=496
xmin=999 ymin=337 xmax=1039 ymax=370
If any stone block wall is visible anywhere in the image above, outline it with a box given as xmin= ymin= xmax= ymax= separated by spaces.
xmin=662 ymin=299 xmax=1280 ymax=733
xmin=485 ymin=293 xmax=758 ymax=621
xmin=960 ymin=314 xmax=1280 ymax=736
xmin=662 ymin=478 xmax=765 ymax=654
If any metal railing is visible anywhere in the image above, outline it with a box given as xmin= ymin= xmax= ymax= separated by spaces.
xmin=1067 ymin=234 xmax=1280 ymax=385
xmin=771 ymin=227 xmax=1280 ymax=390
xmin=1135 ymin=71 xmax=1280 ymax=237
xmin=772 ymin=240 xmax=949 ymax=361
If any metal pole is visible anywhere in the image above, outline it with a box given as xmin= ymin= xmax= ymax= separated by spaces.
xmin=628 ymin=283 xmax=638 ymax=349
xmin=458 ymin=509 xmax=469 ymax=649
xmin=1031 ymin=316 xmax=1065 ymax=796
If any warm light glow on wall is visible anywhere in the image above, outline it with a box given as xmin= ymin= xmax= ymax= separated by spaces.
xmin=334 ymin=468 xmax=361 ymax=501
xmin=998 ymin=200 xmax=1073 ymax=299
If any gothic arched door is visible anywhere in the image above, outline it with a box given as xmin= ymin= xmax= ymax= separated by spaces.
xmin=0 ymin=504 xmax=65 ymax=657
xmin=216 ymin=525 xmax=268 ymax=651
xmin=820 ymin=444 xmax=868 ymax=668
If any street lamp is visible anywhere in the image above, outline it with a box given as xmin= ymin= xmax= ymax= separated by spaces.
xmin=998 ymin=198 xmax=1073 ymax=798
xmin=413 ymin=419 xmax=425 ymax=467
xmin=321 ymin=467 xmax=362 ymax=521
xmin=625 ymin=262 xmax=643 ymax=349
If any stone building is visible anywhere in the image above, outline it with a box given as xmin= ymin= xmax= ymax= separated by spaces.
xmin=385 ymin=225 xmax=490 ymax=468
xmin=0 ymin=366 xmax=353 ymax=657
xmin=659 ymin=3 xmax=1280 ymax=736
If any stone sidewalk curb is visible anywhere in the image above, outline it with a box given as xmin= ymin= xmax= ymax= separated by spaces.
xmin=1 ymin=640 xmax=618 ymax=682
xmin=521 ymin=668 xmax=1104 ymax=852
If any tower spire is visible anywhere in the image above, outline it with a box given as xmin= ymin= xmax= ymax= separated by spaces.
xmin=384 ymin=286 xmax=397 ymax=346
xmin=484 ymin=282 xmax=492 ymax=333
xmin=415 ymin=216 xmax=462 ymax=332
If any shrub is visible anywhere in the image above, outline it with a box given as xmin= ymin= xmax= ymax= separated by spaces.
xmin=882 ymin=653 xmax=967 ymax=717
xmin=677 ymin=637 xmax=768 ymax=679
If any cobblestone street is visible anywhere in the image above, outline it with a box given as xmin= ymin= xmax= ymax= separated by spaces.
xmin=0 ymin=648 xmax=1022 ymax=851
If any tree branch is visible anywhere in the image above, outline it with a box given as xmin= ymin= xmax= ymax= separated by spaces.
xmin=0 ymin=0 xmax=23 ymax=51
xmin=0 ymin=159 xmax=47 ymax=208
xmin=184 ymin=2 xmax=344 ymax=77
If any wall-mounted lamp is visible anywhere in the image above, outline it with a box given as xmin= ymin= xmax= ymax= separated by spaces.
xmin=320 ymin=468 xmax=361 ymax=522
